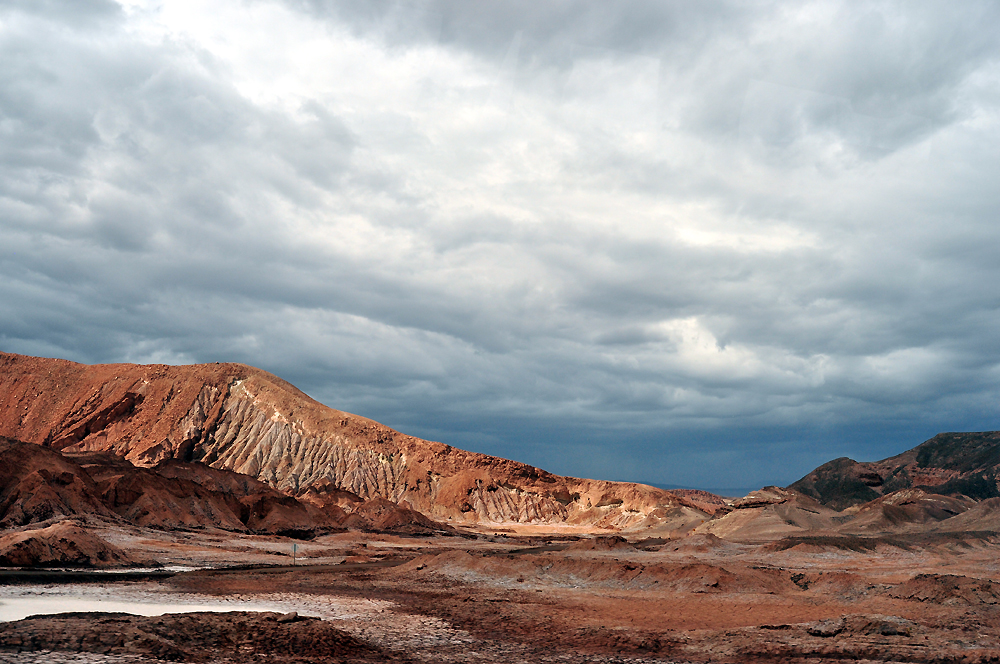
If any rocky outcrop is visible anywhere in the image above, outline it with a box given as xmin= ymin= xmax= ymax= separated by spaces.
xmin=0 ymin=352 xmax=701 ymax=527
xmin=888 ymin=573 xmax=1000 ymax=605
xmin=729 ymin=486 xmax=793 ymax=510
xmin=0 ymin=437 xmax=117 ymax=528
xmin=0 ymin=611 xmax=395 ymax=662
xmin=2 ymin=434 xmax=457 ymax=541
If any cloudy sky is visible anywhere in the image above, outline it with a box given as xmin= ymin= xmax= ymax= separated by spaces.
xmin=3 ymin=0 xmax=1000 ymax=492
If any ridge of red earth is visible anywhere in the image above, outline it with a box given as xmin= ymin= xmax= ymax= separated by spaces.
xmin=0 ymin=352 xmax=714 ymax=529
xmin=0 ymin=436 xmax=451 ymax=545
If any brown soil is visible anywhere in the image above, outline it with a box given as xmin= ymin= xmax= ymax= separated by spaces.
xmin=151 ymin=533 xmax=1000 ymax=663
xmin=564 ymin=535 xmax=636 ymax=551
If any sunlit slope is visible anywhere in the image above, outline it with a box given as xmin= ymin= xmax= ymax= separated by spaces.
xmin=0 ymin=352 xmax=705 ymax=528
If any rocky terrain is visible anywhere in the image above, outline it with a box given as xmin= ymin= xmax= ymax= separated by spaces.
xmin=0 ymin=611 xmax=408 ymax=663
xmin=0 ymin=352 xmax=708 ymax=530
xmin=5 ymin=351 xmax=1000 ymax=662
xmin=0 ymin=435 xmax=452 ymax=567
xmin=3 ymin=526 xmax=1000 ymax=663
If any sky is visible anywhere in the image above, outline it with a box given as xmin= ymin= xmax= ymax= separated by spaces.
xmin=2 ymin=1 xmax=1000 ymax=493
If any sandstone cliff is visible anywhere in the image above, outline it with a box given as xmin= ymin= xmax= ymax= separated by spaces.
xmin=0 ymin=352 xmax=701 ymax=528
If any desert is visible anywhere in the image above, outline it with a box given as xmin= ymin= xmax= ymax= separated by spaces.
xmin=5 ymin=1 xmax=1000 ymax=661
xmin=0 ymin=352 xmax=999 ymax=663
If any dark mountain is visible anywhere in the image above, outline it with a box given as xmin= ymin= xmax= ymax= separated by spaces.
xmin=789 ymin=432 xmax=1000 ymax=510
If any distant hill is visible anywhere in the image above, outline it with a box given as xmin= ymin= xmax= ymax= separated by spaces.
xmin=789 ymin=432 xmax=1000 ymax=510
xmin=687 ymin=433 xmax=1000 ymax=542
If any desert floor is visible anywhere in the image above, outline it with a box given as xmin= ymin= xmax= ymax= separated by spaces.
xmin=3 ymin=525 xmax=1000 ymax=663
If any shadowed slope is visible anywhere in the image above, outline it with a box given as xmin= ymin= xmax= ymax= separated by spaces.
xmin=0 ymin=437 xmax=343 ymax=537
xmin=0 ymin=437 xmax=117 ymax=528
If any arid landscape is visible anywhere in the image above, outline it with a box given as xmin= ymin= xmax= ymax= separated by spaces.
xmin=3 ymin=352 xmax=1000 ymax=663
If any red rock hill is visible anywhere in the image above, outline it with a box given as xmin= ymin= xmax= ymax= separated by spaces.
xmin=0 ymin=352 xmax=704 ymax=528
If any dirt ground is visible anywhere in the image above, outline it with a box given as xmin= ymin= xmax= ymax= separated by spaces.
xmin=3 ymin=525 xmax=1000 ymax=663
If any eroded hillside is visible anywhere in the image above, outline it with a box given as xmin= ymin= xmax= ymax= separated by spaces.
xmin=0 ymin=353 xmax=703 ymax=528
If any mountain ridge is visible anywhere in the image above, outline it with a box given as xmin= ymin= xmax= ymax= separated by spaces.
xmin=0 ymin=352 xmax=708 ymax=529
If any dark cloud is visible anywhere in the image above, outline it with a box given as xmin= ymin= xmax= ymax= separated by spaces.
xmin=2 ymin=1 xmax=1000 ymax=488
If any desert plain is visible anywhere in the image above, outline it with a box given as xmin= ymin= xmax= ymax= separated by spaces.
xmin=5 ymin=523 xmax=1000 ymax=663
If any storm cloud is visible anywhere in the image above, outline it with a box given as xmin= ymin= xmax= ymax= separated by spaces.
xmin=2 ymin=0 xmax=999 ymax=491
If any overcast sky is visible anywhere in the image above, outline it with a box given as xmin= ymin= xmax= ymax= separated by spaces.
xmin=2 ymin=0 xmax=1000 ymax=492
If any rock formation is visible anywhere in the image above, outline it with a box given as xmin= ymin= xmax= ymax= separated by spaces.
xmin=0 ymin=521 xmax=141 ymax=567
xmin=0 ymin=352 xmax=703 ymax=528
xmin=0 ymin=436 xmax=454 ymax=559
xmin=0 ymin=612 xmax=400 ymax=662
xmin=0 ymin=437 xmax=117 ymax=528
